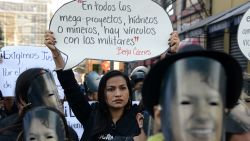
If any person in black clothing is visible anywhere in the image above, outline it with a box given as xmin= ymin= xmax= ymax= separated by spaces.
xmin=56 ymin=68 xmax=141 ymax=141
xmin=0 ymin=68 xmax=79 ymax=141
xmin=45 ymin=31 xmax=146 ymax=141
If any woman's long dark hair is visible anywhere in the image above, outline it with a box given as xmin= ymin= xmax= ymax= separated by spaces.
xmin=92 ymin=70 xmax=133 ymax=135
xmin=15 ymin=68 xmax=48 ymax=107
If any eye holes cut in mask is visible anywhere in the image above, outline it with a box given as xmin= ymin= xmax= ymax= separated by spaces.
xmin=23 ymin=107 xmax=68 ymax=141
xmin=26 ymin=71 xmax=63 ymax=112
xmin=159 ymin=56 xmax=226 ymax=141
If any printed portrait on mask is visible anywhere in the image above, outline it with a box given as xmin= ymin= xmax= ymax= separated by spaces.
xmin=27 ymin=70 xmax=63 ymax=112
xmin=160 ymin=57 xmax=227 ymax=141
xmin=23 ymin=107 xmax=67 ymax=141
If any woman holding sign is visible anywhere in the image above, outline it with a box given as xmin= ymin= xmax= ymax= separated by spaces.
xmin=44 ymin=31 xmax=150 ymax=141
xmin=45 ymin=30 xmax=179 ymax=141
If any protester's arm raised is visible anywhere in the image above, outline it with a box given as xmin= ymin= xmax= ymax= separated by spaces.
xmin=168 ymin=31 xmax=180 ymax=53
xmin=44 ymin=31 xmax=92 ymax=127
xmin=160 ymin=31 xmax=180 ymax=59
xmin=44 ymin=31 xmax=65 ymax=70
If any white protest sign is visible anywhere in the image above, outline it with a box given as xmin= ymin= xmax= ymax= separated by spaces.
xmin=64 ymin=101 xmax=84 ymax=140
xmin=238 ymin=9 xmax=250 ymax=60
xmin=50 ymin=0 xmax=173 ymax=70
xmin=0 ymin=46 xmax=64 ymax=97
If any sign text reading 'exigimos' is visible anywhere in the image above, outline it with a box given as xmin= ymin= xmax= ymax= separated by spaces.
xmin=0 ymin=46 xmax=65 ymax=97
xmin=49 ymin=0 xmax=173 ymax=69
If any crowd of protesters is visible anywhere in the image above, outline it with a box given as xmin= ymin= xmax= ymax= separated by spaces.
xmin=0 ymin=30 xmax=249 ymax=141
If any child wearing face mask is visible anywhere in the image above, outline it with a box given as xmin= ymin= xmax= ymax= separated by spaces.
xmin=142 ymin=44 xmax=243 ymax=141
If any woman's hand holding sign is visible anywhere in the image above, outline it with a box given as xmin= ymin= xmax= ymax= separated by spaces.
xmin=168 ymin=31 xmax=180 ymax=53
xmin=44 ymin=31 xmax=65 ymax=70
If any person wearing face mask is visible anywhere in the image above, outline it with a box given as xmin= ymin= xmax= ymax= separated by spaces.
xmin=0 ymin=68 xmax=79 ymax=141
xmin=18 ymin=106 xmax=70 ymax=141
xmin=142 ymin=44 xmax=243 ymax=141
xmin=15 ymin=69 xmax=63 ymax=115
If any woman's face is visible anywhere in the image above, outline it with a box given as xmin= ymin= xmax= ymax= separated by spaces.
xmin=105 ymin=76 xmax=130 ymax=110
xmin=170 ymin=72 xmax=223 ymax=141
xmin=26 ymin=118 xmax=58 ymax=141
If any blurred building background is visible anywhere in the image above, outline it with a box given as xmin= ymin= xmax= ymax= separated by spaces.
xmin=176 ymin=0 xmax=249 ymax=73
xmin=129 ymin=0 xmax=250 ymax=72
xmin=171 ymin=0 xmax=250 ymax=94
xmin=0 ymin=0 xmax=52 ymax=46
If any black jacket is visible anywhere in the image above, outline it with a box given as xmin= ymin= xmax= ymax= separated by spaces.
xmin=0 ymin=113 xmax=21 ymax=141
xmin=56 ymin=70 xmax=140 ymax=141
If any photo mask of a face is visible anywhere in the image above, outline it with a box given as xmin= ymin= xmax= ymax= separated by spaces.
xmin=23 ymin=107 xmax=67 ymax=141
xmin=160 ymin=57 xmax=227 ymax=141
xmin=27 ymin=70 xmax=63 ymax=112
